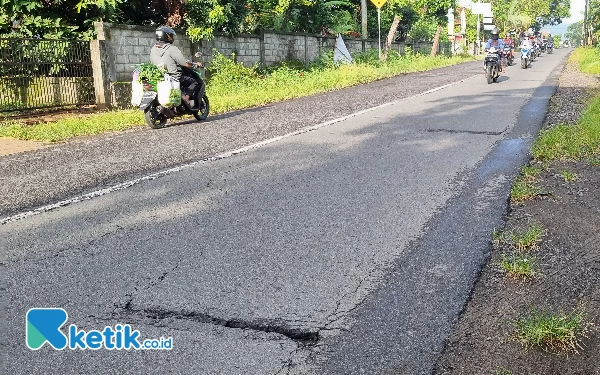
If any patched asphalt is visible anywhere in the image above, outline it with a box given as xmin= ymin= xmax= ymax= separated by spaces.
xmin=1 ymin=50 xmax=569 ymax=374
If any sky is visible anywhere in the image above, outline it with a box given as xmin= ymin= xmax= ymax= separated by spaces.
xmin=457 ymin=0 xmax=586 ymax=25
xmin=563 ymin=0 xmax=585 ymax=24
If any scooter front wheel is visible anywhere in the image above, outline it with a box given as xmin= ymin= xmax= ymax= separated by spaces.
xmin=193 ymin=95 xmax=210 ymax=121
xmin=521 ymin=58 xmax=527 ymax=69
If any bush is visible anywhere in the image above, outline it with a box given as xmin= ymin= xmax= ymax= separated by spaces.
xmin=207 ymin=51 xmax=259 ymax=89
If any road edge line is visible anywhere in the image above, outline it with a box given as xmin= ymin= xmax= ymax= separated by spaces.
xmin=0 ymin=78 xmax=471 ymax=225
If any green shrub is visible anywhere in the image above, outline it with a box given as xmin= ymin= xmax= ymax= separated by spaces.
xmin=207 ymin=51 xmax=259 ymax=89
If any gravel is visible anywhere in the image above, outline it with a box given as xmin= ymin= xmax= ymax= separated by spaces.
xmin=545 ymin=59 xmax=600 ymax=127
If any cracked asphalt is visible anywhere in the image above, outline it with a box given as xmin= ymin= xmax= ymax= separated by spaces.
xmin=1 ymin=49 xmax=569 ymax=374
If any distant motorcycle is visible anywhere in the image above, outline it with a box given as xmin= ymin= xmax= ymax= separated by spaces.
xmin=503 ymin=45 xmax=514 ymax=66
xmin=530 ymin=44 xmax=539 ymax=61
xmin=547 ymin=41 xmax=554 ymax=54
xmin=520 ymin=45 xmax=531 ymax=69
xmin=484 ymin=47 xmax=501 ymax=84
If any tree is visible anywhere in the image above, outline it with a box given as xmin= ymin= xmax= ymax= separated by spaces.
xmin=587 ymin=0 xmax=600 ymax=45
xmin=533 ymin=0 xmax=570 ymax=30
xmin=565 ymin=20 xmax=583 ymax=46
xmin=0 ymin=0 xmax=119 ymax=39
xmin=418 ymin=0 xmax=454 ymax=56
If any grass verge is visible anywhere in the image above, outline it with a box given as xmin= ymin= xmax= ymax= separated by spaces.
xmin=0 ymin=111 xmax=144 ymax=143
xmin=0 ymin=52 xmax=475 ymax=142
xmin=512 ymin=306 xmax=590 ymax=353
xmin=569 ymin=47 xmax=600 ymax=75
xmin=531 ymin=93 xmax=600 ymax=163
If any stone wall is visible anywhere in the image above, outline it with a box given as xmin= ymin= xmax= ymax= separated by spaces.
xmin=91 ymin=22 xmax=436 ymax=107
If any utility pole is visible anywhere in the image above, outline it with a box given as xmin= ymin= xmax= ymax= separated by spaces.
xmin=476 ymin=0 xmax=481 ymax=54
xmin=361 ymin=0 xmax=368 ymax=38
xmin=583 ymin=0 xmax=589 ymax=46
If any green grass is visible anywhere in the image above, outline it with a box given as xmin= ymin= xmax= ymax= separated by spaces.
xmin=493 ymin=224 xmax=545 ymax=251
xmin=532 ymin=94 xmax=600 ymax=162
xmin=0 ymin=52 xmax=475 ymax=142
xmin=559 ymin=170 xmax=579 ymax=182
xmin=570 ymin=47 xmax=600 ymax=75
xmin=495 ymin=366 xmax=513 ymax=375
xmin=510 ymin=175 xmax=545 ymax=203
xmin=521 ymin=165 xmax=542 ymax=180
xmin=0 ymin=110 xmax=144 ymax=142
xmin=207 ymin=54 xmax=475 ymax=114
xmin=499 ymin=252 xmax=538 ymax=280
xmin=512 ymin=306 xmax=590 ymax=353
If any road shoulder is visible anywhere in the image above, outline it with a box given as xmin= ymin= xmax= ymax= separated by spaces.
xmin=437 ymin=54 xmax=600 ymax=375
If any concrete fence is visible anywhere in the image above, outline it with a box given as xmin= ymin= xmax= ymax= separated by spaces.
xmin=91 ymin=22 xmax=436 ymax=108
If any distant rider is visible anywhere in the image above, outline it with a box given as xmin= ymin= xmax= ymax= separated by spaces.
xmin=485 ymin=27 xmax=505 ymax=72
xmin=503 ymin=34 xmax=515 ymax=59
xmin=150 ymin=26 xmax=199 ymax=108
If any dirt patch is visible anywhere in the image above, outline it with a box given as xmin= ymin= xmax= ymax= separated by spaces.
xmin=0 ymin=138 xmax=49 ymax=156
xmin=0 ymin=106 xmax=98 ymax=126
xmin=436 ymin=61 xmax=600 ymax=374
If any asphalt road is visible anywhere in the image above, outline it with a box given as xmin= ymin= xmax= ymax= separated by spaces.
xmin=2 ymin=49 xmax=569 ymax=374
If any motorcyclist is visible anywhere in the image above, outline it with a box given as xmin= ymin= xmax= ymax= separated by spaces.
xmin=502 ymin=34 xmax=515 ymax=59
xmin=485 ymin=27 xmax=505 ymax=71
xmin=150 ymin=26 xmax=199 ymax=108
xmin=547 ymin=33 xmax=555 ymax=48
xmin=535 ymin=34 xmax=543 ymax=51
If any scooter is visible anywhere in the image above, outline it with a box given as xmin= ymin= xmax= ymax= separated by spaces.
xmin=484 ymin=47 xmax=501 ymax=84
xmin=503 ymin=45 xmax=514 ymax=66
xmin=520 ymin=46 xmax=530 ymax=69
xmin=134 ymin=52 xmax=210 ymax=129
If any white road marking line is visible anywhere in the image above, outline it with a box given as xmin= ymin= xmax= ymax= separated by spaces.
xmin=1 ymin=77 xmax=472 ymax=225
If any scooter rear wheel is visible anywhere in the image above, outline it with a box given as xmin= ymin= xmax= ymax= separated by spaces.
xmin=145 ymin=108 xmax=167 ymax=129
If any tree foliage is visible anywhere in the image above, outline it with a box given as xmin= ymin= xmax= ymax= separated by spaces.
xmin=0 ymin=0 xmax=119 ymax=39
xmin=0 ymin=0 xmax=574 ymax=45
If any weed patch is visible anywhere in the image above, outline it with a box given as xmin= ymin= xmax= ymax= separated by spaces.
xmin=499 ymin=252 xmax=538 ymax=280
xmin=493 ymin=224 xmax=545 ymax=251
xmin=510 ymin=176 xmax=546 ymax=203
xmin=512 ymin=306 xmax=591 ymax=354
xmin=559 ymin=170 xmax=578 ymax=182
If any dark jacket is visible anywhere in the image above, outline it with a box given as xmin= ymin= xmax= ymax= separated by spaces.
xmin=150 ymin=42 xmax=188 ymax=80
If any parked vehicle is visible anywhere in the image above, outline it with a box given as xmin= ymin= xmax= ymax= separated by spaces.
xmin=520 ymin=46 xmax=531 ymax=69
xmin=484 ymin=47 xmax=501 ymax=84
xmin=134 ymin=53 xmax=209 ymax=129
